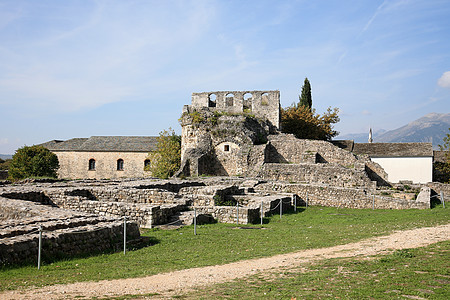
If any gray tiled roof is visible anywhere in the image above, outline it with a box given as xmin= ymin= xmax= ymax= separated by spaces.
xmin=40 ymin=136 xmax=158 ymax=152
xmin=352 ymin=143 xmax=433 ymax=157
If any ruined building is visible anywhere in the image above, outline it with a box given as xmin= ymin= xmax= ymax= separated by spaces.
xmin=178 ymin=90 xmax=386 ymax=189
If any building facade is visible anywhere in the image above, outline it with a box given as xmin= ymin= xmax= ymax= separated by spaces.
xmin=41 ymin=136 xmax=157 ymax=179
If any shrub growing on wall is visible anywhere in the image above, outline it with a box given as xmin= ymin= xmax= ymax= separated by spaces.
xmin=8 ymin=145 xmax=59 ymax=181
xmin=149 ymin=129 xmax=181 ymax=179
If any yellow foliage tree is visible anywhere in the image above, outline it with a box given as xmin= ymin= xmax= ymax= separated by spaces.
xmin=281 ymin=105 xmax=339 ymax=140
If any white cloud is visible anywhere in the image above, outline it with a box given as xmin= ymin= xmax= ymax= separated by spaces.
xmin=437 ymin=71 xmax=450 ymax=89
xmin=361 ymin=110 xmax=371 ymax=115
xmin=0 ymin=138 xmax=9 ymax=145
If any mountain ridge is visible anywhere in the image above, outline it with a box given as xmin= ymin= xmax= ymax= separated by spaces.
xmin=337 ymin=113 xmax=450 ymax=149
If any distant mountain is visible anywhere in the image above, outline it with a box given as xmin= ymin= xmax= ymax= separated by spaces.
xmin=0 ymin=154 xmax=12 ymax=160
xmin=336 ymin=113 xmax=450 ymax=149
xmin=376 ymin=113 xmax=450 ymax=148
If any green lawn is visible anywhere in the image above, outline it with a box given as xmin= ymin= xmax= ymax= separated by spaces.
xmin=0 ymin=205 xmax=448 ymax=292
xmin=176 ymin=241 xmax=450 ymax=299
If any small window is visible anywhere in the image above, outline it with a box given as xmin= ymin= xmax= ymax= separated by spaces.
xmin=208 ymin=94 xmax=217 ymax=107
xmin=144 ymin=159 xmax=151 ymax=170
xmin=117 ymin=159 xmax=124 ymax=171
xmin=88 ymin=159 xmax=96 ymax=171
xmin=224 ymin=145 xmax=230 ymax=152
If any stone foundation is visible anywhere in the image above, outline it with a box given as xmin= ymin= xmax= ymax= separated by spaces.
xmin=0 ymin=197 xmax=141 ymax=266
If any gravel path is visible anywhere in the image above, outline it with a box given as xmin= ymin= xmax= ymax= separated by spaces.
xmin=2 ymin=224 xmax=449 ymax=300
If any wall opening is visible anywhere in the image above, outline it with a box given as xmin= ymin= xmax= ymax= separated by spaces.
xmin=144 ymin=159 xmax=151 ymax=171
xmin=224 ymin=145 xmax=230 ymax=152
xmin=261 ymin=92 xmax=269 ymax=106
xmin=88 ymin=159 xmax=96 ymax=171
xmin=117 ymin=159 xmax=124 ymax=171
xmin=225 ymin=93 xmax=234 ymax=107
xmin=243 ymin=93 xmax=252 ymax=112
xmin=208 ymin=94 xmax=217 ymax=107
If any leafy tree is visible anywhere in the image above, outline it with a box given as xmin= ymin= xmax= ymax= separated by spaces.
xmin=149 ymin=128 xmax=181 ymax=179
xmin=435 ymin=128 xmax=450 ymax=183
xmin=0 ymin=158 xmax=11 ymax=170
xmin=8 ymin=145 xmax=59 ymax=181
xmin=282 ymin=78 xmax=339 ymax=140
xmin=299 ymin=77 xmax=312 ymax=109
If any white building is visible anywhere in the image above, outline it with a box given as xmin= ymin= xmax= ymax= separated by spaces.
xmin=352 ymin=143 xmax=433 ymax=184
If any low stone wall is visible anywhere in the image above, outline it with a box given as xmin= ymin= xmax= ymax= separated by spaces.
xmin=0 ymin=197 xmax=141 ymax=266
xmin=1 ymin=187 xmax=189 ymax=228
xmin=258 ymin=163 xmax=376 ymax=189
xmin=426 ymin=182 xmax=450 ymax=200
xmin=194 ymin=205 xmax=260 ymax=224
xmin=257 ymin=183 xmax=429 ymax=209
xmin=193 ymin=194 xmax=293 ymax=224
xmin=267 ymin=134 xmax=360 ymax=166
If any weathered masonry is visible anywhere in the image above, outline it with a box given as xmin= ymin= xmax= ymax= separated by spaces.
xmin=188 ymin=90 xmax=281 ymax=129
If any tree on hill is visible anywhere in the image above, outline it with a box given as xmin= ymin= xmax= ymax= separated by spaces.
xmin=282 ymin=78 xmax=340 ymax=140
xmin=149 ymin=129 xmax=181 ymax=179
xmin=299 ymin=77 xmax=312 ymax=109
xmin=8 ymin=145 xmax=59 ymax=181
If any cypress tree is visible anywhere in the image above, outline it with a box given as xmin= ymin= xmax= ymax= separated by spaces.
xmin=299 ymin=77 xmax=312 ymax=109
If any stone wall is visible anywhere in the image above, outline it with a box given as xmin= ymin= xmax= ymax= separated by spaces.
xmin=256 ymin=182 xmax=429 ymax=209
xmin=189 ymin=90 xmax=281 ymax=129
xmin=266 ymin=134 xmax=360 ymax=166
xmin=179 ymin=110 xmax=272 ymax=176
xmin=0 ymin=197 xmax=141 ymax=266
xmin=257 ymin=163 xmax=376 ymax=189
xmin=1 ymin=186 xmax=189 ymax=228
xmin=193 ymin=195 xmax=293 ymax=224
xmin=54 ymin=151 xmax=153 ymax=179
xmin=426 ymin=182 xmax=450 ymax=203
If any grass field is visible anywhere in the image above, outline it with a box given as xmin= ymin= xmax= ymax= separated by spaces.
xmin=176 ymin=241 xmax=450 ymax=299
xmin=0 ymin=205 xmax=449 ymax=292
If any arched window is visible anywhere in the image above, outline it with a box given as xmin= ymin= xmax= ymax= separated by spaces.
xmin=208 ymin=94 xmax=217 ymax=107
xmin=144 ymin=159 xmax=151 ymax=170
xmin=117 ymin=159 xmax=124 ymax=171
xmin=88 ymin=159 xmax=96 ymax=171
xmin=225 ymin=93 xmax=234 ymax=107
xmin=243 ymin=93 xmax=252 ymax=112
xmin=261 ymin=92 xmax=269 ymax=106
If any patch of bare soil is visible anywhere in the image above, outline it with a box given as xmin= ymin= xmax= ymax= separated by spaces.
xmin=2 ymin=224 xmax=449 ymax=300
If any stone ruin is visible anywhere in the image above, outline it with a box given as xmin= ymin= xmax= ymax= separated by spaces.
xmin=1 ymin=174 xmax=435 ymax=266
xmin=0 ymin=89 xmax=443 ymax=266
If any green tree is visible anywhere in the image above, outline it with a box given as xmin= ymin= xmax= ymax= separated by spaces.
xmin=8 ymin=145 xmax=59 ymax=181
xmin=299 ymin=77 xmax=312 ymax=109
xmin=149 ymin=129 xmax=181 ymax=179
xmin=435 ymin=128 xmax=450 ymax=183
xmin=0 ymin=158 xmax=12 ymax=170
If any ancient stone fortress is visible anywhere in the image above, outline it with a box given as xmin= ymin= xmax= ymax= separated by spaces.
xmin=1 ymin=89 xmax=445 ymax=266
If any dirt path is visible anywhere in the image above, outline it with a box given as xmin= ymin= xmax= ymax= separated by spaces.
xmin=2 ymin=224 xmax=449 ymax=300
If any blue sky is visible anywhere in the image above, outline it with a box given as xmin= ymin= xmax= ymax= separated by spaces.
xmin=1 ymin=0 xmax=449 ymax=154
